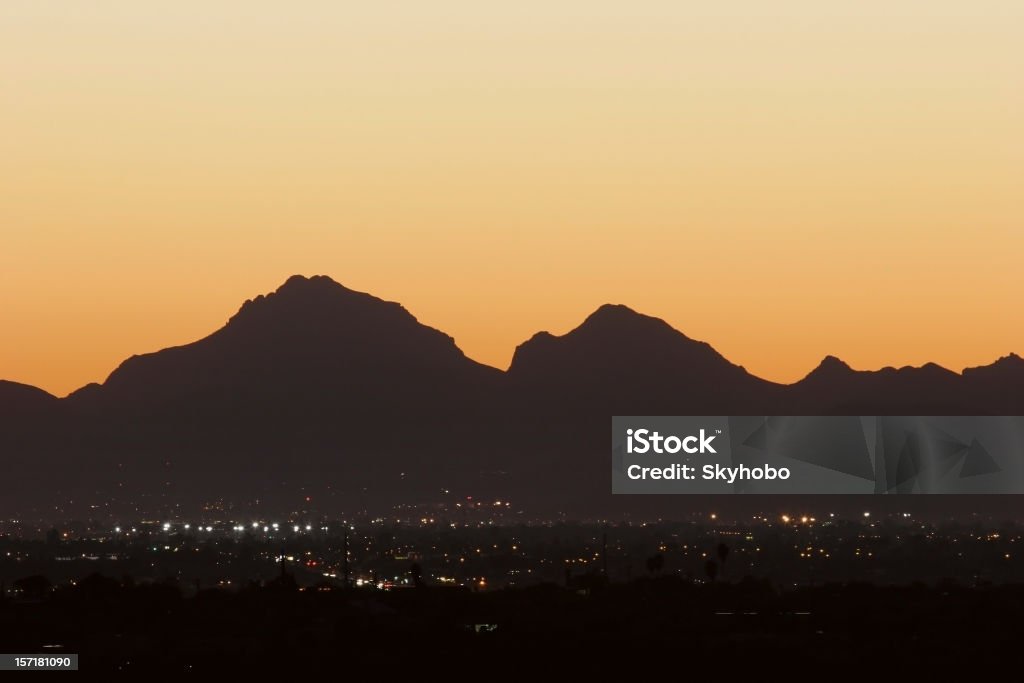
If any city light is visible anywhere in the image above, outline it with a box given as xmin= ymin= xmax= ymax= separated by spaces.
xmin=10 ymin=509 xmax=1009 ymax=601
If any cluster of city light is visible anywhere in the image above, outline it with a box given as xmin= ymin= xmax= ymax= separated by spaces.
xmin=779 ymin=512 xmax=876 ymax=525
xmin=113 ymin=521 xmax=323 ymax=535
xmin=779 ymin=515 xmax=818 ymax=524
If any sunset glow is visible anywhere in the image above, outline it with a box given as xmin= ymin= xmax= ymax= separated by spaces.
xmin=2 ymin=1 xmax=1022 ymax=396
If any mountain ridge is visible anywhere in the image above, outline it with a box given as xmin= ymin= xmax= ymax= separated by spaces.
xmin=1 ymin=274 xmax=1021 ymax=516
xmin=4 ymin=273 xmax=1021 ymax=420
xmin=8 ymin=276 xmax=1019 ymax=399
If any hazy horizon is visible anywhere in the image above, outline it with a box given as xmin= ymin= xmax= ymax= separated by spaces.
xmin=3 ymin=2 xmax=1022 ymax=395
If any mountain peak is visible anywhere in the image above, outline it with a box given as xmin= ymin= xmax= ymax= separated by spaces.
xmin=819 ymin=355 xmax=852 ymax=371
xmin=992 ymin=352 xmax=1023 ymax=367
xmin=228 ymin=274 xmax=387 ymax=328
xmin=263 ymin=273 xmax=360 ymax=305
xmin=509 ymin=304 xmax=691 ymax=370
xmin=83 ymin=273 xmax=499 ymax=408
xmin=803 ymin=355 xmax=854 ymax=381
xmin=507 ymin=302 xmax=756 ymax=388
xmin=586 ymin=303 xmax=641 ymax=321
xmin=276 ymin=274 xmax=347 ymax=294
xmin=962 ymin=352 xmax=1024 ymax=378
xmin=917 ymin=361 xmax=957 ymax=376
xmin=574 ymin=303 xmax=685 ymax=339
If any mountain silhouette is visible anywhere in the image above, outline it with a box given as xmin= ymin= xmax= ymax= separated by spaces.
xmin=50 ymin=275 xmax=505 ymax=514
xmin=0 ymin=380 xmax=58 ymax=417
xmin=0 ymin=380 xmax=61 ymax=449
xmin=508 ymin=303 xmax=779 ymax=414
xmin=72 ymin=274 xmax=498 ymax=412
xmin=787 ymin=356 xmax=967 ymax=414
xmin=1 ymin=274 xmax=1021 ymax=516
xmin=962 ymin=353 xmax=1024 ymax=411
xmin=503 ymin=304 xmax=782 ymax=512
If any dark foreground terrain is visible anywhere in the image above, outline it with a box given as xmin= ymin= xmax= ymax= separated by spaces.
xmin=2 ymin=574 xmax=1019 ymax=674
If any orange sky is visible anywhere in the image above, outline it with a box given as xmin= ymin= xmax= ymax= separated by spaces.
xmin=2 ymin=1 xmax=1022 ymax=397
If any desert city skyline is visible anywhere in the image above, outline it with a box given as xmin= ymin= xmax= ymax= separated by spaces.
xmin=4 ymin=4 xmax=1024 ymax=674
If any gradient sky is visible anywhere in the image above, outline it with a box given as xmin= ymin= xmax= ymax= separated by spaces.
xmin=2 ymin=1 xmax=1022 ymax=397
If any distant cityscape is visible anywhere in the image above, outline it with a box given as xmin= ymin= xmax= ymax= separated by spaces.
xmin=4 ymin=503 xmax=1023 ymax=597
